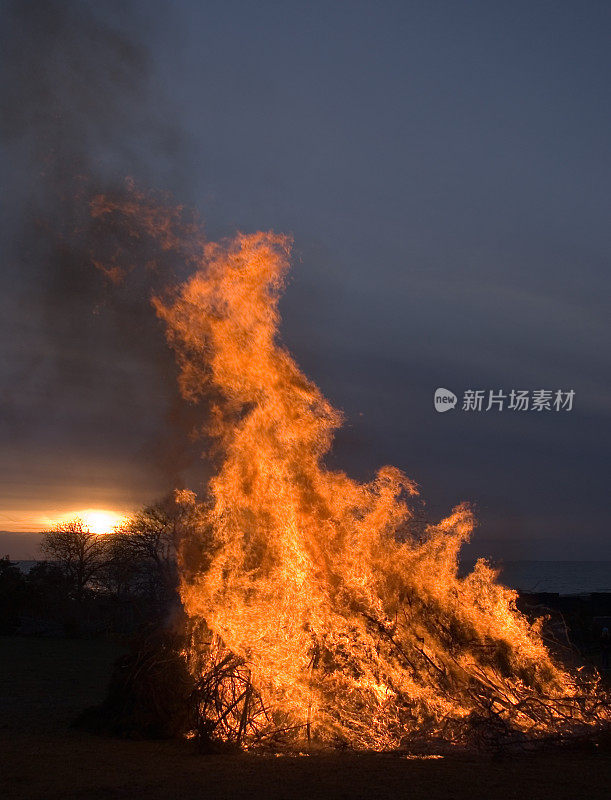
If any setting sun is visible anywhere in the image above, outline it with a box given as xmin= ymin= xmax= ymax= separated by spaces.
xmin=54 ymin=508 xmax=128 ymax=535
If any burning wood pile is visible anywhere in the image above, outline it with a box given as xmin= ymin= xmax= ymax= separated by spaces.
xmin=92 ymin=191 xmax=611 ymax=752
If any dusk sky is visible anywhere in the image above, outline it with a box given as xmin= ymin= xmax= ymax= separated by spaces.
xmin=1 ymin=0 xmax=609 ymax=559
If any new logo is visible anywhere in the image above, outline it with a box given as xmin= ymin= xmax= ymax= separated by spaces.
xmin=434 ymin=388 xmax=457 ymax=412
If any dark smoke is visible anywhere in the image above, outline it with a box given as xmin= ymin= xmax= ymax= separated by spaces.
xmin=0 ymin=0 xmax=203 ymax=501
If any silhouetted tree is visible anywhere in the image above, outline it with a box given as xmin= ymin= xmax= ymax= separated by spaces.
xmin=120 ymin=491 xmax=207 ymax=599
xmin=0 ymin=556 xmax=27 ymax=633
xmin=40 ymin=519 xmax=107 ymax=599
xmin=25 ymin=560 xmax=72 ymax=608
xmin=99 ymin=530 xmax=141 ymax=597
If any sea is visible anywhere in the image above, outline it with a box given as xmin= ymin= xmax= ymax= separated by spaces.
xmin=496 ymin=561 xmax=611 ymax=595
xmin=14 ymin=559 xmax=611 ymax=595
xmin=460 ymin=560 xmax=611 ymax=595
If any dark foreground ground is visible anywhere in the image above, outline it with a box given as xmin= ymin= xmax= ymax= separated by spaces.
xmin=1 ymin=637 xmax=611 ymax=800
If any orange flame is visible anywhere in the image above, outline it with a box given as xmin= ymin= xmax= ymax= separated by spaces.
xmin=93 ymin=186 xmax=609 ymax=749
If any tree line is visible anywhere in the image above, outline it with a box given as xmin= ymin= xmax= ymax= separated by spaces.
xmin=0 ymin=493 xmax=203 ymax=637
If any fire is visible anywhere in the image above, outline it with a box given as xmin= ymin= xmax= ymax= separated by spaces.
xmin=93 ymin=188 xmax=609 ymax=750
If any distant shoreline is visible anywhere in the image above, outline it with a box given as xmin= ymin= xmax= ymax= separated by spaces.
xmin=10 ymin=557 xmax=611 ymax=596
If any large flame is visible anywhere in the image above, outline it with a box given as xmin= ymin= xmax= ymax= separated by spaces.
xmin=93 ymin=189 xmax=608 ymax=749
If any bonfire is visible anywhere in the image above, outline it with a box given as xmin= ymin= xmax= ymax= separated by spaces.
xmin=92 ymin=189 xmax=610 ymax=752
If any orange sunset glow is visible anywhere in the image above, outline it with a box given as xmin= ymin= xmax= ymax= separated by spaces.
xmin=46 ymin=508 xmax=129 ymax=535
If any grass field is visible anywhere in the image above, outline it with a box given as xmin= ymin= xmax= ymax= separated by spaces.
xmin=1 ymin=635 xmax=611 ymax=799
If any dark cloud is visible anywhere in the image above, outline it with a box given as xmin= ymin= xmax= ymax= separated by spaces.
xmin=0 ymin=0 xmax=609 ymax=558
